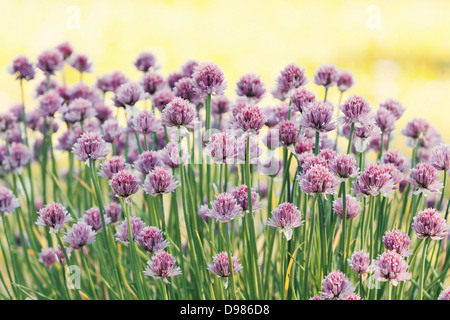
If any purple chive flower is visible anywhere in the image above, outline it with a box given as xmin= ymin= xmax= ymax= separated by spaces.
xmin=198 ymin=204 xmax=210 ymax=222
xmin=38 ymin=90 xmax=63 ymax=117
xmin=412 ymin=208 xmax=448 ymax=240
xmin=231 ymin=184 xmax=263 ymax=213
xmin=167 ymin=72 xmax=183 ymax=90
xmin=56 ymin=42 xmax=73 ymax=60
xmin=298 ymin=153 xmax=327 ymax=173
xmin=313 ymin=64 xmax=339 ymax=88
xmin=329 ymin=154 xmax=359 ymax=180
xmin=236 ymin=135 xmax=262 ymax=164
xmin=346 ymin=294 xmax=362 ymax=300
xmin=401 ymin=118 xmax=429 ymax=143
xmin=114 ymin=82 xmax=144 ymax=107
xmin=264 ymin=102 xmax=290 ymax=128
xmin=39 ymin=248 xmax=57 ymax=268
xmin=142 ymin=166 xmax=179 ymax=197
xmin=353 ymin=163 xmax=399 ymax=198
xmin=273 ymin=63 xmax=308 ymax=100
xmin=375 ymin=107 xmax=396 ymax=134
xmin=55 ymin=245 xmax=72 ymax=265
xmin=136 ymin=226 xmax=169 ymax=254
xmin=192 ymin=62 xmax=227 ymax=97
xmin=290 ymin=87 xmax=316 ymax=113
xmin=431 ymin=144 xmax=450 ymax=172
xmin=0 ymin=112 xmax=16 ymax=134
xmin=0 ymin=186 xmax=20 ymax=216
xmin=143 ymin=251 xmax=182 ymax=284
xmin=338 ymin=95 xmax=374 ymax=127
xmin=70 ymin=54 xmax=92 ymax=74
xmin=181 ymin=59 xmax=199 ymax=77
xmin=36 ymin=202 xmax=73 ymax=234
xmin=141 ymin=71 xmax=165 ymax=95
xmin=105 ymin=202 xmax=122 ymax=223
xmin=37 ymin=49 xmax=64 ymax=75
xmin=82 ymin=207 xmax=111 ymax=232
xmin=63 ymin=222 xmax=96 ymax=252
xmin=383 ymin=229 xmax=412 ymax=256
xmin=61 ymin=98 xmax=96 ymax=124
xmin=97 ymin=70 xmax=129 ymax=93
xmin=161 ymin=142 xmax=189 ymax=168
xmin=57 ymin=127 xmax=81 ymax=153
xmin=347 ymin=250 xmax=371 ymax=277
xmin=8 ymin=142 xmax=31 ymax=171
xmin=352 ymin=122 xmax=382 ymax=153
xmin=380 ymin=150 xmax=409 ymax=173
xmin=372 ymin=251 xmax=411 ymax=286
xmin=407 ymin=163 xmax=444 ymax=196
xmin=235 ymin=73 xmax=266 ymax=102
xmin=109 ymin=170 xmax=141 ymax=200
xmin=205 ymin=132 xmax=237 ymax=164
xmin=102 ymin=119 xmax=125 ymax=143
xmin=173 ymin=77 xmax=202 ymax=104
xmin=8 ymin=55 xmax=35 ymax=80
xmin=72 ymin=131 xmax=110 ymax=163
xmin=309 ymin=296 xmax=325 ymax=301
xmin=133 ymin=151 xmax=162 ymax=175
xmin=134 ymin=52 xmax=156 ymax=72
xmin=115 ymin=216 xmax=145 ymax=243
xmin=267 ymin=202 xmax=304 ymax=240
xmin=438 ymin=287 xmax=450 ymax=300
xmin=152 ymin=89 xmax=175 ymax=112
xmin=208 ymin=252 xmax=243 ymax=283
xmin=206 ymin=192 xmax=243 ymax=222
xmin=319 ymin=271 xmax=355 ymax=300
xmin=299 ymin=164 xmax=339 ymax=196
xmin=132 ymin=109 xmax=162 ymax=134
xmin=279 ymin=120 xmax=299 ymax=147
xmin=161 ymin=97 xmax=196 ymax=128
xmin=299 ymin=100 xmax=336 ymax=133
xmin=98 ymin=156 xmax=130 ymax=179
xmin=333 ymin=195 xmax=362 ymax=220
xmin=380 ymin=98 xmax=406 ymax=120
xmin=337 ymin=70 xmax=354 ymax=92
xmin=232 ymin=104 xmax=266 ymax=134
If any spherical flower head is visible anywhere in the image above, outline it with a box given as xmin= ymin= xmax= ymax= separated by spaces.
xmin=267 ymin=202 xmax=304 ymax=240
xmin=8 ymin=55 xmax=35 ymax=81
xmin=329 ymin=154 xmax=359 ymax=180
xmin=56 ymin=42 xmax=73 ymax=60
xmin=72 ymin=131 xmax=110 ymax=163
xmin=298 ymin=153 xmax=327 ymax=173
xmin=82 ymin=207 xmax=111 ymax=232
xmin=208 ymin=252 xmax=243 ymax=281
xmin=102 ymin=119 xmax=125 ymax=143
xmin=161 ymin=97 xmax=196 ymax=128
xmin=57 ymin=127 xmax=81 ymax=152
xmin=152 ymin=89 xmax=175 ymax=112
xmin=289 ymin=87 xmax=316 ymax=113
xmin=319 ymin=271 xmax=355 ymax=300
xmin=173 ymin=77 xmax=202 ymax=104
xmin=264 ymin=102 xmax=290 ymax=128
xmin=380 ymin=149 xmax=409 ymax=173
xmin=438 ymin=287 xmax=450 ymax=300
xmin=412 ymin=208 xmax=448 ymax=240
xmin=236 ymin=135 xmax=262 ymax=164
xmin=0 ymin=186 xmax=20 ymax=216
xmin=143 ymin=166 xmax=179 ymax=197
xmin=299 ymin=100 xmax=336 ymax=133
xmin=0 ymin=112 xmax=17 ymax=134
xmin=105 ymin=202 xmax=122 ymax=223
xmin=144 ymin=250 xmax=182 ymax=284
xmin=8 ymin=142 xmax=31 ymax=171
xmin=115 ymin=216 xmax=145 ymax=243
xmin=401 ymin=118 xmax=429 ymax=142
xmin=109 ymin=170 xmax=141 ymax=199
xmin=347 ymin=250 xmax=370 ymax=277
xmin=198 ymin=204 xmax=210 ymax=222
xmin=333 ymin=195 xmax=362 ymax=220
xmin=375 ymin=107 xmax=396 ymax=134
xmin=299 ymin=164 xmax=339 ymax=196
xmin=39 ymin=248 xmax=57 ymax=268
xmin=97 ymin=70 xmax=129 ymax=93
xmin=431 ymin=144 xmax=450 ymax=172
xmin=211 ymin=95 xmax=231 ymax=116
xmin=132 ymin=109 xmax=162 ymax=135
xmin=192 ymin=62 xmax=227 ymax=97
xmin=383 ymin=229 xmax=412 ymax=256
xmin=313 ymin=64 xmax=339 ymax=88
xmin=337 ymin=70 xmax=354 ymax=92
xmin=279 ymin=120 xmax=299 ymax=147
xmin=352 ymin=122 xmax=382 ymax=153
xmin=346 ymin=294 xmax=362 ymax=300
xmin=114 ymin=82 xmax=143 ymax=107
xmin=38 ymin=90 xmax=63 ymax=117
xmin=37 ymin=49 xmax=63 ymax=75
xmin=206 ymin=192 xmax=243 ymax=222
xmin=69 ymin=54 xmax=92 ymax=73
xmin=98 ymin=156 xmax=130 ymax=180
xmin=36 ymin=202 xmax=73 ymax=234
xmin=161 ymin=142 xmax=189 ymax=168
xmin=372 ymin=251 xmax=411 ymax=286
xmin=205 ymin=132 xmax=236 ymax=164
xmin=353 ymin=163 xmax=398 ymax=198
xmin=134 ymin=52 xmax=156 ymax=72
xmin=338 ymin=94 xmax=373 ymax=127
xmin=235 ymin=72 xmax=265 ymax=102
xmin=274 ymin=63 xmax=309 ymax=100
xmin=55 ymin=245 xmax=72 ymax=265
xmin=141 ymin=71 xmax=165 ymax=95
xmin=167 ymin=72 xmax=183 ymax=89
xmin=232 ymin=104 xmax=266 ymax=134
xmin=61 ymin=98 xmax=95 ymax=124
xmin=407 ymin=162 xmax=444 ymax=197
xmin=380 ymin=98 xmax=405 ymax=120
xmin=63 ymin=222 xmax=96 ymax=251
xmin=133 ymin=151 xmax=162 ymax=175
xmin=231 ymin=184 xmax=263 ymax=213
xmin=136 ymin=226 xmax=169 ymax=254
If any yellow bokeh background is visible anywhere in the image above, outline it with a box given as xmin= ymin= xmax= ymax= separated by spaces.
xmin=1 ymin=0 xmax=449 ymax=149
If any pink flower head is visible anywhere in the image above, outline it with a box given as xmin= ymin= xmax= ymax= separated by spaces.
xmin=136 ymin=226 xmax=169 ymax=254
xmin=383 ymin=229 xmax=412 ymax=256
xmin=412 ymin=208 xmax=448 ymax=240
xmin=313 ymin=64 xmax=339 ymax=88
xmin=299 ymin=164 xmax=339 ymax=196
xmin=192 ymin=62 xmax=227 ymax=97
xmin=231 ymin=104 xmax=266 ymax=134
xmin=8 ymin=55 xmax=35 ymax=81
xmin=109 ymin=170 xmax=141 ymax=199
xmin=279 ymin=120 xmax=299 ymax=147
xmin=114 ymin=82 xmax=143 ymax=108
xmin=181 ymin=59 xmax=199 ymax=77
xmin=205 ymin=132 xmax=236 ymax=164
xmin=438 ymin=287 xmax=450 ymax=300
xmin=141 ymin=71 xmax=165 ymax=95
xmin=401 ymin=118 xmax=429 ymax=142
xmin=235 ymin=72 xmax=266 ymax=102
xmin=96 ymin=70 xmax=129 ymax=93
xmin=38 ymin=90 xmax=63 ymax=117
xmin=346 ymin=294 xmax=362 ymax=300
xmin=267 ymin=202 xmax=304 ymax=240
xmin=63 ymin=222 xmax=96 ymax=251
xmin=298 ymin=153 xmax=327 ymax=173
xmin=407 ymin=163 xmax=444 ymax=196
xmin=70 ymin=54 xmax=92 ymax=73
xmin=0 ymin=186 xmax=20 ymax=216
xmin=161 ymin=142 xmax=189 ymax=168
xmin=115 ymin=216 xmax=145 ymax=243
xmin=353 ymin=163 xmax=399 ymax=198
xmin=37 ymin=49 xmax=63 ymax=75
xmin=273 ymin=63 xmax=308 ymax=100
xmin=319 ymin=271 xmax=355 ymax=300
xmin=0 ymin=112 xmax=16 ymax=133
xmin=198 ymin=204 xmax=209 ymax=222
xmin=347 ymin=250 xmax=370 ymax=277
xmin=98 ymin=156 xmax=130 ymax=179
xmin=36 ymin=202 xmax=73 ymax=234
xmin=299 ymin=100 xmax=336 ymax=133
xmin=431 ymin=144 xmax=450 ymax=172
xmin=380 ymin=150 xmax=409 ymax=173
xmin=173 ymin=77 xmax=202 ymax=104
xmin=295 ymin=135 xmax=315 ymax=155
xmin=144 ymin=251 xmax=182 ymax=284
xmin=264 ymin=102 xmax=290 ymax=128
xmin=338 ymin=94 xmax=374 ymax=127
xmin=333 ymin=195 xmax=362 ymax=220
xmin=206 ymin=192 xmax=243 ymax=222
xmin=167 ymin=72 xmax=183 ymax=90
xmin=143 ymin=166 xmax=179 ymax=197
xmin=236 ymin=135 xmax=262 ymax=164
xmin=231 ymin=184 xmax=263 ymax=213
xmin=372 ymin=251 xmax=411 ymax=286
xmin=39 ymin=248 xmax=57 ymax=268
xmin=133 ymin=151 xmax=162 ymax=175
xmin=161 ymin=97 xmax=196 ymax=128
xmin=289 ymin=87 xmax=316 ymax=113
xmin=55 ymin=245 xmax=72 ymax=265
xmin=152 ymin=89 xmax=175 ymax=112
xmin=82 ymin=207 xmax=111 ymax=232
xmin=56 ymin=42 xmax=73 ymax=60
xmin=8 ymin=142 xmax=31 ymax=171
xmin=208 ymin=252 xmax=243 ymax=280
xmin=134 ymin=52 xmax=156 ymax=72
xmin=105 ymin=202 xmax=122 ymax=223
xmin=352 ymin=122 xmax=382 ymax=153
xmin=132 ymin=109 xmax=162 ymax=134
xmin=61 ymin=98 xmax=95 ymax=124
xmin=337 ymin=70 xmax=354 ymax=92
xmin=375 ymin=107 xmax=396 ymax=134
xmin=329 ymin=154 xmax=359 ymax=180
xmin=72 ymin=131 xmax=110 ymax=162
xmin=211 ymin=95 xmax=231 ymax=115
xmin=102 ymin=119 xmax=125 ymax=143
xmin=380 ymin=98 xmax=406 ymax=120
